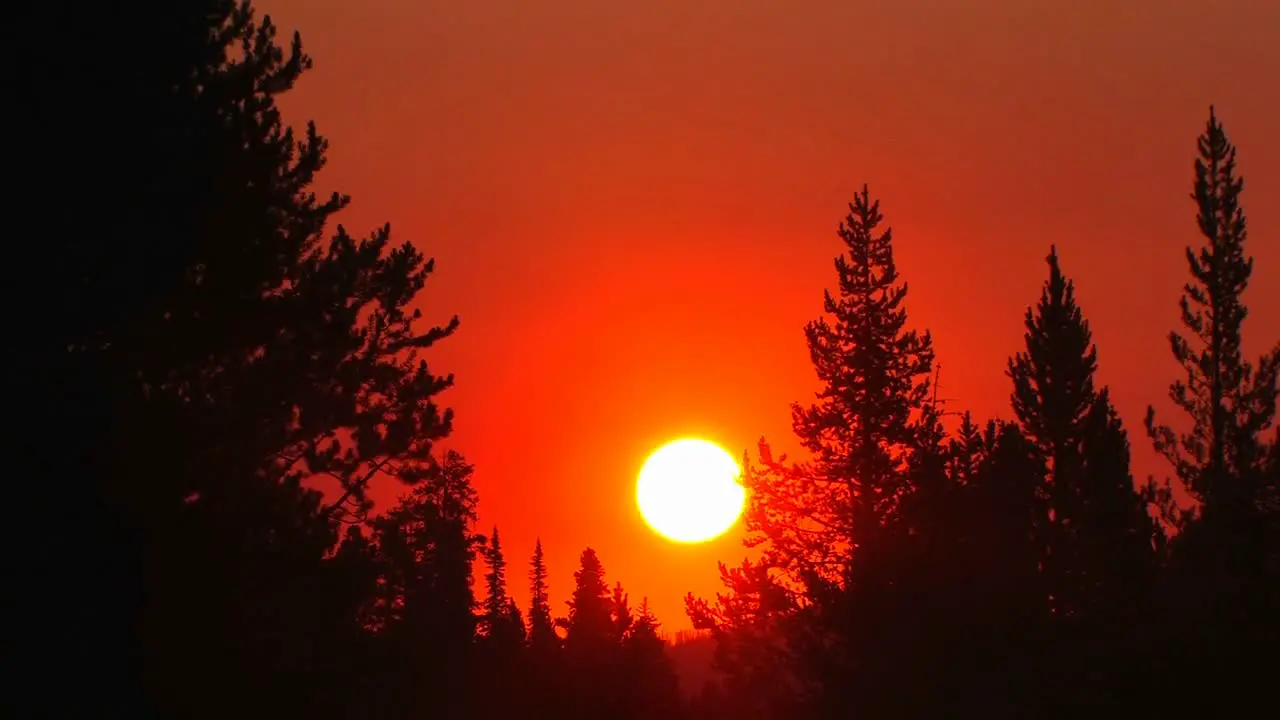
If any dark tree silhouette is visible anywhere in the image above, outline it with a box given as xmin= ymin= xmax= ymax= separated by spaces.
xmin=562 ymin=548 xmax=616 ymax=656
xmin=365 ymin=450 xmax=481 ymax=719
xmin=620 ymin=599 xmax=684 ymax=719
xmin=474 ymin=526 xmax=527 ymax=714
xmin=1007 ymin=246 xmax=1162 ymax=711
xmin=1146 ymin=108 xmax=1279 ymax=504
xmin=481 ymin=526 xmax=512 ymax=636
xmin=741 ymin=185 xmax=937 ymax=586
xmin=527 ymin=538 xmax=558 ymax=653
xmin=521 ymin=539 xmax=564 ymax=715
xmin=14 ymin=2 xmax=460 ymax=716
xmin=559 ymin=548 xmax=630 ymax=716
xmin=688 ymin=186 xmax=938 ymax=717
xmin=1144 ymin=106 xmax=1280 ymax=716
xmin=611 ymin=580 xmax=634 ymax=639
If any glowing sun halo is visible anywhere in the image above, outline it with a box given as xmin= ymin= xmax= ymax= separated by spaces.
xmin=636 ymin=438 xmax=746 ymax=544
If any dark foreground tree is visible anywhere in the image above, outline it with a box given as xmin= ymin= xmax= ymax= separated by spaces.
xmin=475 ymin=527 xmax=527 ymax=714
xmin=1145 ymin=106 xmax=1280 ymax=716
xmin=364 ymin=451 xmax=480 ymax=719
xmin=620 ymin=599 xmax=684 ymax=719
xmin=1008 ymin=246 xmax=1161 ymax=712
xmin=12 ymin=2 xmax=460 ymax=716
xmin=527 ymin=539 xmax=558 ymax=655
xmin=688 ymin=186 xmax=938 ymax=716
xmin=561 ymin=547 xmax=618 ymax=714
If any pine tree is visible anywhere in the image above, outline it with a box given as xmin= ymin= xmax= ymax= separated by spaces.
xmin=561 ymin=548 xmax=625 ymax=716
xmin=483 ymin=527 xmax=510 ymax=633
xmin=368 ymin=451 xmax=482 ymax=719
xmin=686 ymin=186 xmax=936 ymax=717
xmin=1144 ymin=106 xmax=1280 ymax=715
xmin=523 ymin=540 xmax=563 ymax=719
xmin=947 ymin=411 xmax=987 ymax=484
xmin=562 ymin=548 xmax=615 ymax=655
xmin=621 ymin=599 xmax=683 ymax=719
xmin=958 ymin=420 xmax=1048 ymax=713
xmin=504 ymin=599 xmax=527 ymax=644
xmin=527 ymin=539 xmax=557 ymax=653
xmin=16 ymin=2 xmax=463 ymax=716
xmin=611 ymin=581 xmax=633 ymax=641
xmin=1007 ymin=246 xmax=1162 ymax=711
xmin=743 ymin=184 xmax=936 ymax=586
xmin=1146 ymin=107 xmax=1279 ymax=512
xmin=1008 ymin=246 xmax=1159 ymax=624
xmin=478 ymin=524 xmax=525 ymax=696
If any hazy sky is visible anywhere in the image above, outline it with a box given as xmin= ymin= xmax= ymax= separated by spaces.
xmin=261 ymin=0 xmax=1279 ymax=630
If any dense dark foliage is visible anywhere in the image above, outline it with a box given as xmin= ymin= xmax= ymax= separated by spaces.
xmin=12 ymin=1 xmax=1275 ymax=718
xmin=687 ymin=108 xmax=1277 ymax=719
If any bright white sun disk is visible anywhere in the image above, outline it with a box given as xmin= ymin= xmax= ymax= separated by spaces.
xmin=636 ymin=438 xmax=745 ymax=543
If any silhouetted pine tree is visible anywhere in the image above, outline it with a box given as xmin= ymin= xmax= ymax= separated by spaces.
xmin=562 ymin=548 xmax=615 ymax=650
xmin=1145 ymin=106 xmax=1280 ymax=715
xmin=620 ymin=599 xmax=684 ymax=719
xmin=521 ymin=539 xmax=562 ymax=716
xmin=527 ymin=539 xmax=557 ymax=653
xmin=15 ymin=2 xmax=462 ymax=716
xmin=686 ymin=559 xmax=803 ymax=718
xmin=956 ymin=420 xmax=1048 ymax=715
xmin=688 ymin=186 xmax=936 ymax=717
xmin=1007 ymin=246 xmax=1161 ymax=712
xmin=503 ymin=599 xmax=527 ymax=644
xmin=743 ymin=186 xmax=937 ymax=585
xmin=947 ymin=411 xmax=987 ymax=483
xmin=561 ymin=548 xmax=627 ymax=716
xmin=481 ymin=527 xmax=512 ymax=635
xmin=473 ymin=526 xmax=527 ymax=713
xmin=366 ymin=451 xmax=481 ymax=719
xmin=611 ymin=581 xmax=634 ymax=640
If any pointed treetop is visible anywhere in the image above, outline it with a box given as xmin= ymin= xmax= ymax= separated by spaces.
xmin=1008 ymin=245 xmax=1099 ymax=460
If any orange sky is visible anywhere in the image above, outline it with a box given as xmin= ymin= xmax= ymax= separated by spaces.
xmin=262 ymin=0 xmax=1279 ymax=631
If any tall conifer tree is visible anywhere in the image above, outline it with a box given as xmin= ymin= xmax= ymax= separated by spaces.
xmin=687 ymin=186 xmax=936 ymax=717
xmin=482 ymin=527 xmax=510 ymax=632
xmin=1008 ymin=247 xmax=1159 ymax=624
xmin=1146 ymin=107 xmax=1279 ymax=513
xmin=527 ymin=539 xmax=557 ymax=652
xmin=742 ymin=184 xmax=936 ymax=587
xmin=1007 ymin=247 xmax=1160 ymax=712
xmin=15 ymin=2 xmax=463 ymax=715
xmin=1145 ymin=106 xmax=1280 ymax=715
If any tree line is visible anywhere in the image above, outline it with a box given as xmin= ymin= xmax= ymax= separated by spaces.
xmin=684 ymin=113 xmax=1278 ymax=718
xmin=10 ymin=1 xmax=1275 ymax=718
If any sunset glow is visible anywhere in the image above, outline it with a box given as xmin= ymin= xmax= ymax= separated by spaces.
xmin=636 ymin=438 xmax=746 ymax=544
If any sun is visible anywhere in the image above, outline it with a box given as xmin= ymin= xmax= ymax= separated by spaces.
xmin=636 ymin=438 xmax=746 ymax=544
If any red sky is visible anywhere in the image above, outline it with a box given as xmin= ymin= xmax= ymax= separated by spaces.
xmin=261 ymin=0 xmax=1279 ymax=631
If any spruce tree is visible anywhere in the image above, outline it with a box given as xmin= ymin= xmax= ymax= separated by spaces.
xmin=947 ymin=411 xmax=987 ymax=485
xmin=686 ymin=186 xmax=936 ymax=717
xmin=1146 ymin=107 xmax=1279 ymax=511
xmin=561 ymin=548 xmax=625 ymax=716
xmin=743 ymin=184 xmax=936 ymax=586
xmin=368 ymin=451 xmax=481 ymax=719
xmin=17 ymin=2 xmax=463 ymax=716
xmin=1008 ymin=246 xmax=1159 ymax=623
xmin=1144 ymin=106 xmax=1280 ymax=715
xmin=621 ymin=599 xmax=683 ymax=719
xmin=483 ymin=527 xmax=510 ymax=633
xmin=527 ymin=539 xmax=557 ymax=653
xmin=524 ymin=540 xmax=563 ymax=719
xmin=478 ymin=525 xmax=524 ymax=681
xmin=563 ymin=548 xmax=614 ymax=655
xmin=611 ymin=581 xmax=633 ymax=641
